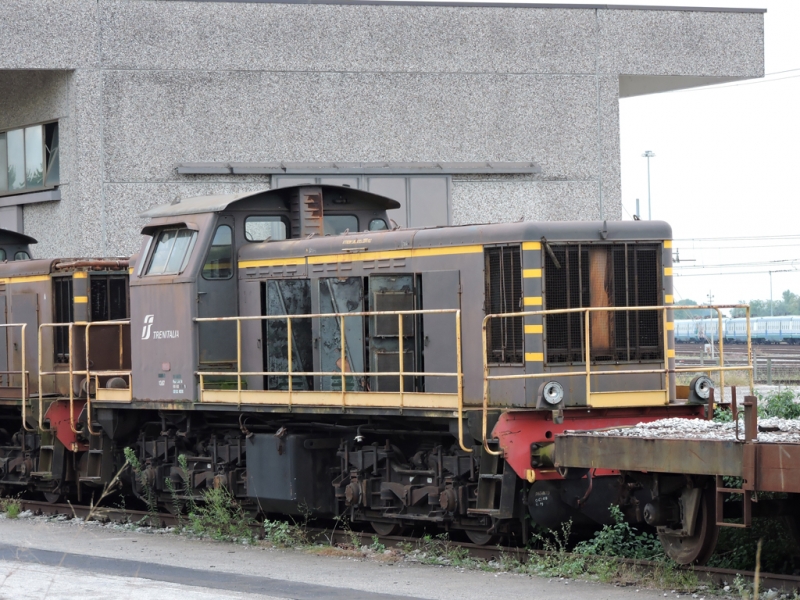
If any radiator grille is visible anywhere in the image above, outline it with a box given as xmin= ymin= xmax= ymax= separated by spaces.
xmin=544 ymin=243 xmax=662 ymax=364
xmin=485 ymin=246 xmax=523 ymax=364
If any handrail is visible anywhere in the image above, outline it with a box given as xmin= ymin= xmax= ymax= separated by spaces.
xmin=0 ymin=324 xmax=32 ymax=432
xmin=481 ymin=304 xmax=753 ymax=455
xmin=38 ymin=323 xmax=74 ymax=433
xmin=84 ymin=319 xmax=131 ymax=435
xmin=194 ymin=309 xmax=468 ymax=450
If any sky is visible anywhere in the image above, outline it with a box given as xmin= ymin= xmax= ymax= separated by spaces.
xmin=541 ymin=0 xmax=800 ymax=306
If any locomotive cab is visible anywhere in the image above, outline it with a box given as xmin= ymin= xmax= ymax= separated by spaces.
xmin=0 ymin=228 xmax=35 ymax=262
xmin=130 ymin=185 xmax=398 ymax=402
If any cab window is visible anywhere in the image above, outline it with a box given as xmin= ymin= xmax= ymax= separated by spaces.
xmin=324 ymin=215 xmax=357 ymax=236
xmin=0 ymin=249 xmax=6 ymax=261
xmin=202 ymin=225 xmax=233 ymax=280
xmin=369 ymin=218 xmax=388 ymax=231
xmin=245 ymin=216 xmax=288 ymax=242
xmin=14 ymin=250 xmax=29 ymax=260
xmin=146 ymin=228 xmax=197 ymax=275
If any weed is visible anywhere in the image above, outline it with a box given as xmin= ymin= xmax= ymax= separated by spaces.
xmin=415 ymin=533 xmax=473 ymax=567
xmin=186 ymin=485 xmax=255 ymax=543
xmin=262 ymin=518 xmax=307 ymax=547
xmin=758 ymin=389 xmax=800 ymax=420
xmin=370 ymin=535 xmax=386 ymax=553
xmin=123 ymin=447 xmax=157 ymax=520
xmin=574 ymin=505 xmax=664 ymax=561
xmin=0 ymin=497 xmax=21 ymax=519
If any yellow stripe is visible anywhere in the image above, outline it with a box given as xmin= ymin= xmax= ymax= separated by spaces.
xmin=239 ymin=244 xmax=483 ymax=269
xmin=72 ymin=272 xmax=88 ymax=279
xmin=523 ymin=269 xmax=542 ymax=278
xmin=664 ymin=267 xmax=673 ymax=277
xmin=523 ymin=296 xmax=543 ymax=306
xmin=664 ymin=240 xmax=672 ymax=249
xmin=522 ymin=241 xmax=541 ymax=250
xmin=128 ymin=267 xmax=134 ymax=274
xmin=74 ymin=296 xmax=88 ymax=304
xmin=666 ymin=322 xmax=674 ymax=331
xmin=0 ymin=275 xmax=51 ymax=284
xmin=667 ymin=349 xmax=675 ymax=358
xmin=525 ymin=324 xmax=543 ymax=334
xmin=665 ymin=295 xmax=673 ymax=304
xmin=525 ymin=352 xmax=544 ymax=362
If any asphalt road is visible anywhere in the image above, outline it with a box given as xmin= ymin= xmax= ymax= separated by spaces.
xmin=0 ymin=514 xmax=676 ymax=600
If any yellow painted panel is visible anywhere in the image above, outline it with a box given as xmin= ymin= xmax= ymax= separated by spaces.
xmin=523 ymin=296 xmax=543 ymax=306
xmin=589 ymin=390 xmax=669 ymax=408
xmin=72 ymin=272 xmax=88 ymax=279
xmin=523 ymin=269 xmax=542 ymax=278
xmin=522 ymin=241 xmax=541 ymax=250
xmin=199 ymin=389 xmax=458 ymax=410
xmin=239 ymin=257 xmax=306 ymax=269
xmin=128 ymin=267 xmax=134 ymax=274
xmin=524 ymin=324 xmax=543 ymax=334
xmin=74 ymin=296 xmax=88 ymax=304
xmin=667 ymin=349 xmax=675 ymax=358
xmin=664 ymin=267 xmax=673 ymax=277
xmin=665 ymin=295 xmax=673 ymax=304
xmin=666 ymin=322 xmax=674 ymax=331
xmin=0 ymin=275 xmax=51 ymax=284
xmin=96 ymin=388 xmax=133 ymax=402
xmin=525 ymin=352 xmax=544 ymax=362
xmin=664 ymin=240 xmax=672 ymax=248
xmin=240 ymin=244 xmax=483 ymax=269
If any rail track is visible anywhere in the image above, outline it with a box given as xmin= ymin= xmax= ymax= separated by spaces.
xmin=14 ymin=499 xmax=800 ymax=593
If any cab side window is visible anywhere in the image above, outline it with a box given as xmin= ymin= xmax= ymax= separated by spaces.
xmin=0 ymin=249 xmax=6 ymax=261
xmin=14 ymin=250 xmax=29 ymax=260
xmin=203 ymin=225 xmax=233 ymax=280
xmin=146 ymin=228 xmax=197 ymax=275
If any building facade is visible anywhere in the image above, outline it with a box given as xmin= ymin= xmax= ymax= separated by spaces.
xmin=0 ymin=1 xmax=764 ymax=258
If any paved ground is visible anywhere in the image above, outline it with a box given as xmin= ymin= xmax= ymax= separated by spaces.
xmin=0 ymin=515 xmax=676 ymax=600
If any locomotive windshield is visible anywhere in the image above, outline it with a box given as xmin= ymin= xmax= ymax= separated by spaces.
xmin=324 ymin=215 xmax=357 ymax=235
xmin=146 ymin=228 xmax=197 ymax=275
xmin=244 ymin=216 xmax=287 ymax=242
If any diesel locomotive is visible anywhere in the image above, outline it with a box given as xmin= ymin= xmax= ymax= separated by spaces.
xmin=0 ymin=185 xmax=717 ymax=548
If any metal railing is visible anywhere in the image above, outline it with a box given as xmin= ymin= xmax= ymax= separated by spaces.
xmin=0 ymin=324 xmax=32 ymax=432
xmin=84 ymin=319 xmax=132 ymax=434
xmin=480 ymin=304 xmax=754 ymax=455
xmin=195 ymin=309 xmax=470 ymax=452
xmin=38 ymin=322 xmax=74 ymax=433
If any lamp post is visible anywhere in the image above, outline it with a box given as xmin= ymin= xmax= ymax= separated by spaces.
xmin=642 ymin=151 xmax=655 ymax=220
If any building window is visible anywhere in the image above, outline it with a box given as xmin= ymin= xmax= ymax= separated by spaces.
xmin=0 ymin=121 xmax=59 ymax=196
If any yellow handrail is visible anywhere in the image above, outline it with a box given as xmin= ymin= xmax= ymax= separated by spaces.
xmin=38 ymin=322 xmax=74 ymax=433
xmin=84 ymin=319 xmax=131 ymax=435
xmin=480 ymin=304 xmax=753 ymax=455
xmin=195 ymin=309 xmax=465 ymax=446
xmin=0 ymin=324 xmax=32 ymax=432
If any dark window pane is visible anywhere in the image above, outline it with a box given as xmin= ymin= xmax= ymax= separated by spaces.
xmin=324 ymin=215 xmax=357 ymax=235
xmin=45 ymin=123 xmax=59 ymax=186
xmin=14 ymin=251 xmax=30 ymax=261
xmin=0 ymin=249 xmax=6 ymax=261
xmin=202 ymin=225 xmax=232 ymax=279
xmin=147 ymin=228 xmax=197 ymax=275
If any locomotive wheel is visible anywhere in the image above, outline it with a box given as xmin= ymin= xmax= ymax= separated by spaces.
xmin=43 ymin=491 xmax=63 ymax=504
xmin=658 ymin=489 xmax=719 ymax=565
xmin=464 ymin=530 xmax=498 ymax=546
xmin=370 ymin=521 xmax=403 ymax=536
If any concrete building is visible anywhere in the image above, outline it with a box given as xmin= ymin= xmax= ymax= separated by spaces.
xmin=0 ymin=1 xmax=764 ymax=258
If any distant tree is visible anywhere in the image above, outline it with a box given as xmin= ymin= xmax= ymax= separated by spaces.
xmin=730 ymin=291 xmax=800 ymax=317
xmin=674 ymin=299 xmax=710 ymax=319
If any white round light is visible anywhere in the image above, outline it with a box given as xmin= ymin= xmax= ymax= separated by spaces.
xmin=694 ymin=376 xmax=713 ymax=400
xmin=542 ymin=381 xmax=564 ymax=405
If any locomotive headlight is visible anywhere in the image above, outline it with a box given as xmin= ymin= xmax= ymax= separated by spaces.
xmin=542 ymin=381 xmax=564 ymax=405
xmin=693 ymin=376 xmax=713 ymax=400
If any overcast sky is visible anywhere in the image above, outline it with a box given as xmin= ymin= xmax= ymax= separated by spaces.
xmin=549 ymin=0 xmax=799 ymax=306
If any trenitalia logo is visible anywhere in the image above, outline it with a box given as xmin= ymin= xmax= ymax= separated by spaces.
xmin=142 ymin=315 xmax=154 ymax=340
xmin=141 ymin=314 xmax=180 ymax=341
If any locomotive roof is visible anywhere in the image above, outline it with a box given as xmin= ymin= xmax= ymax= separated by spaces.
xmin=238 ymin=219 xmax=673 ymax=263
xmin=0 ymin=228 xmax=37 ymax=245
xmin=140 ymin=184 xmax=401 ymax=218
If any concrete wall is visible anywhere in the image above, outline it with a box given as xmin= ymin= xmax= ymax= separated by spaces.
xmin=0 ymin=1 xmax=764 ymax=258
